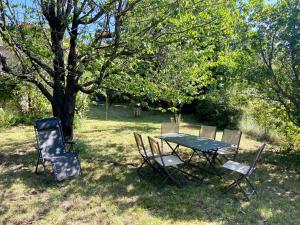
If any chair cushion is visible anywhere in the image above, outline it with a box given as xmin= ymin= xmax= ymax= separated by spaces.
xmin=50 ymin=153 xmax=81 ymax=181
xmin=38 ymin=129 xmax=65 ymax=159
xmin=222 ymin=160 xmax=253 ymax=175
xmin=154 ymin=155 xmax=184 ymax=167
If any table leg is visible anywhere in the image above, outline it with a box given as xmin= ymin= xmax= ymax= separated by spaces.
xmin=203 ymin=150 xmax=221 ymax=178
xmin=165 ymin=141 xmax=182 ymax=160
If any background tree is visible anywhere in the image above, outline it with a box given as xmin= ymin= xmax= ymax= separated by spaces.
xmin=102 ymin=0 xmax=241 ymax=118
xmin=247 ymin=0 xmax=300 ymax=126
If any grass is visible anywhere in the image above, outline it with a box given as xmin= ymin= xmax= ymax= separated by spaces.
xmin=0 ymin=104 xmax=300 ymax=224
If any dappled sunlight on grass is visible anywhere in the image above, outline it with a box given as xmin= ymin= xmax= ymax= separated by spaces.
xmin=0 ymin=105 xmax=300 ymax=224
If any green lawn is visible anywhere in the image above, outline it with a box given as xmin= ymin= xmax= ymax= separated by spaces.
xmin=0 ymin=104 xmax=300 ymax=225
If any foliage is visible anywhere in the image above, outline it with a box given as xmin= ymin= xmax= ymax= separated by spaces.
xmin=101 ymin=0 xmax=241 ymax=113
xmin=0 ymin=73 xmax=20 ymax=106
xmin=0 ymin=79 xmax=51 ymax=127
xmin=0 ymin=109 xmax=18 ymax=127
xmin=194 ymin=90 xmax=242 ymax=129
xmin=243 ymin=0 xmax=300 ymax=127
xmin=242 ymin=91 xmax=300 ymax=151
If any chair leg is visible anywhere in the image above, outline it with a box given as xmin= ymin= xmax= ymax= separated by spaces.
xmin=187 ymin=151 xmax=195 ymax=163
xmin=224 ymin=175 xmax=257 ymax=200
xmin=35 ymin=158 xmax=40 ymax=174
xmin=224 ymin=180 xmax=239 ymax=194
xmin=237 ymin=183 xmax=251 ymax=201
xmin=216 ymin=157 xmax=223 ymax=165
xmin=202 ymin=152 xmax=221 ymax=178
xmin=147 ymin=159 xmax=159 ymax=173
xmin=158 ymin=167 xmax=182 ymax=188
xmin=137 ymin=159 xmax=147 ymax=177
xmin=158 ymin=175 xmax=170 ymax=190
xmin=245 ymin=177 xmax=257 ymax=194
xmin=137 ymin=157 xmax=159 ymax=178
xmin=224 ymin=175 xmax=244 ymax=194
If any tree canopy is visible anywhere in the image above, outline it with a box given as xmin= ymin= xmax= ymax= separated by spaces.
xmin=0 ymin=0 xmax=299 ymax=147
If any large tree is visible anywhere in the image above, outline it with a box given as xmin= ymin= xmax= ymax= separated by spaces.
xmin=0 ymin=0 xmax=239 ymax=139
xmin=244 ymin=0 xmax=300 ymax=126
xmin=0 ymin=0 xmax=154 ymax=139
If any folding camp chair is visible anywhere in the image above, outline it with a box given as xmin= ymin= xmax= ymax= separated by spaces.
xmin=134 ymin=132 xmax=157 ymax=175
xmin=34 ymin=117 xmax=82 ymax=182
xmin=148 ymin=136 xmax=199 ymax=188
xmin=217 ymin=129 xmax=242 ymax=161
xmin=161 ymin=122 xmax=179 ymax=153
xmin=189 ymin=125 xmax=217 ymax=162
xmin=222 ymin=143 xmax=266 ymax=200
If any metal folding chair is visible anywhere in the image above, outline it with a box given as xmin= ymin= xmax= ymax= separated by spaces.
xmin=133 ymin=132 xmax=157 ymax=175
xmin=217 ymin=129 xmax=242 ymax=161
xmin=161 ymin=122 xmax=179 ymax=153
xmin=222 ymin=143 xmax=266 ymax=200
xmin=34 ymin=117 xmax=82 ymax=182
xmin=148 ymin=136 xmax=197 ymax=188
xmin=199 ymin=125 xmax=217 ymax=139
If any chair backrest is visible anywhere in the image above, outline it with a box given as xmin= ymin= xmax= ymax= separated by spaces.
xmin=133 ymin=132 xmax=148 ymax=158
xmin=247 ymin=143 xmax=266 ymax=175
xmin=34 ymin=117 xmax=66 ymax=159
xmin=161 ymin=122 xmax=179 ymax=152
xmin=221 ymin=129 xmax=242 ymax=148
xmin=199 ymin=125 xmax=217 ymax=139
xmin=148 ymin=136 xmax=164 ymax=166
xmin=161 ymin=122 xmax=179 ymax=134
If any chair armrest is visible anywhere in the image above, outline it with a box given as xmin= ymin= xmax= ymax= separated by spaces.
xmin=65 ymin=140 xmax=77 ymax=145
xmin=64 ymin=140 xmax=78 ymax=153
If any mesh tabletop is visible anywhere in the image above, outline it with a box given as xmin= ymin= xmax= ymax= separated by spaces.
xmin=156 ymin=133 xmax=232 ymax=152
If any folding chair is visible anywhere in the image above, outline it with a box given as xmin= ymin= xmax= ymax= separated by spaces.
xmin=134 ymin=132 xmax=157 ymax=175
xmin=161 ymin=122 xmax=179 ymax=153
xmin=34 ymin=117 xmax=82 ymax=182
xmin=217 ymin=129 xmax=242 ymax=161
xmin=148 ymin=136 xmax=189 ymax=188
xmin=222 ymin=143 xmax=266 ymax=200
xmin=199 ymin=125 xmax=217 ymax=139
xmin=189 ymin=125 xmax=217 ymax=162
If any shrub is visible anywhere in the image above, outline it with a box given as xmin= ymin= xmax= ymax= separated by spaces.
xmin=194 ymin=98 xmax=242 ymax=129
xmin=0 ymin=109 xmax=19 ymax=127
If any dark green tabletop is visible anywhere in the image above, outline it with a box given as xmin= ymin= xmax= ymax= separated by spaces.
xmin=156 ymin=133 xmax=232 ymax=152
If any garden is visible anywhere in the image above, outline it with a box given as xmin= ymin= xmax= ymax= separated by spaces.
xmin=0 ymin=0 xmax=300 ymax=224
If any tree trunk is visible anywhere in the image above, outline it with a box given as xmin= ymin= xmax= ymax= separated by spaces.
xmin=52 ymin=90 xmax=77 ymax=141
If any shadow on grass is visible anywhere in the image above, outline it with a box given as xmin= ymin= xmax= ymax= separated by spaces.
xmin=50 ymin=146 xmax=299 ymax=224
xmin=1 ymin=117 xmax=300 ymax=224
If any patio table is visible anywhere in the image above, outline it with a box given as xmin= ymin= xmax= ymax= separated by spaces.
xmin=156 ymin=133 xmax=233 ymax=178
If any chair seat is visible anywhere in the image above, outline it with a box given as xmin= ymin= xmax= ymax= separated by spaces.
xmin=50 ymin=153 xmax=81 ymax=181
xmin=222 ymin=160 xmax=253 ymax=175
xmin=218 ymin=147 xmax=236 ymax=155
xmin=154 ymin=155 xmax=184 ymax=167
